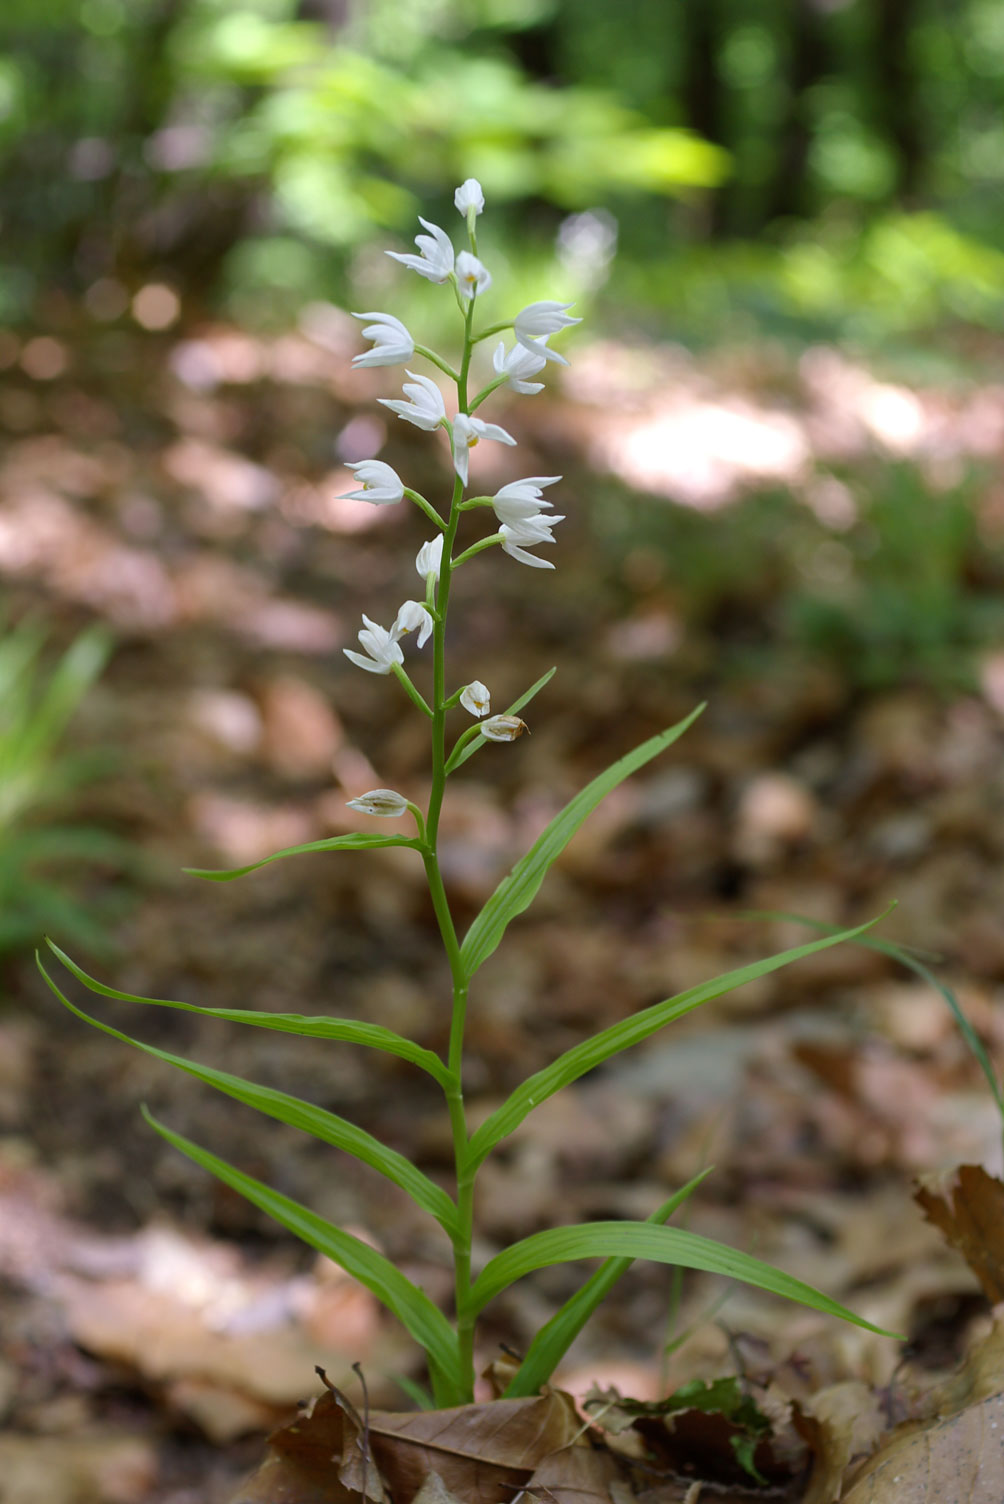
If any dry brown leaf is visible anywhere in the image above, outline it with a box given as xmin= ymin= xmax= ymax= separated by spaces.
xmin=409 ymin=1474 xmax=466 ymax=1504
xmin=840 ymin=1390 xmax=1004 ymax=1503
xmin=230 ymin=1392 xmax=365 ymax=1504
xmin=914 ymin=1164 xmax=1004 ymax=1301
xmin=795 ymin=1382 xmax=886 ymax=1504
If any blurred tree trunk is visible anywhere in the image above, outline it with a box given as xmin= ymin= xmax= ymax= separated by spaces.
xmin=681 ymin=0 xmax=728 ymax=236
xmin=873 ymin=0 xmax=924 ymax=200
xmin=763 ymin=0 xmax=830 ymax=223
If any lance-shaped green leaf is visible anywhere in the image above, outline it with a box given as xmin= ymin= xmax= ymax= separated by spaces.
xmin=467 ymin=911 xmax=888 ymax=1168
xmin=141 ymin=1107 xmax=463 ymax=1392
xmin=446 ymin=666 xmax=557 ymax=775
xmin=460 ymin=704 xmax=705 ymax=977
xmin=43 ymin=941 xmax=450 ymax=1086
xmin=186 ymin=832 xmax=424 ymax=882
xmin=39 ymin=959 xmax=458 ymax=1237
xmin=470 ymin=1222 xmax=900 ymax=1339
xmin=504 ymin=1170 xmax=712 ymax=1398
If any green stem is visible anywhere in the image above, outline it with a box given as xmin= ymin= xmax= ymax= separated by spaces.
xmin=391 ymin=663 xmax=433 ymax=719
xmin=420 ymin=293 xmax=480 ymax=1399
xmin=453 ymin=534 xmax=503 ymax=568
xmin=413 ymin=343 xmax=460 ymax=383
xmin=469 ymin=375 xmax=508 ymax=412
xmin=404 ymin=488 xmax=447 ymax=531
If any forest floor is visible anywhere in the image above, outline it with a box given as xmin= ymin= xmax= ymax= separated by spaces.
xmin=1 ymin=302 xmax=1003 ymax=1502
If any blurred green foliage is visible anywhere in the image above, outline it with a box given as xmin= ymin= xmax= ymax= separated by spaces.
xmin=1 ymin=0 xmax=1002 ymax=338
xmin=594 ymin=464 xmax=1004 ymax=693
xmin=0 ymin=619 xmax=124 ymax=958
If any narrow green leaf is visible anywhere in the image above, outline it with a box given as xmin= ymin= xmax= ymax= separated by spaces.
xmin=39 ymin=959 xmax=457 ymax=1237
xmin=446 ymin=667 xmax=557 ymax=775
xmin=504 ymin=1169 xmax=712 ymax=1398
xmin=468 ymin=911 xmax=888 ymax=1168
xmin=44 ymin=941 xmax=450 ymax=1086
xmin=469 ymin=1222 xmax=900 ymax=1338
xmin=460 ymin=704 xmax=705 ymax=978
xmin=186 ymin=832 xmax=424 ymax=882
xmin=738 ymin=909 xmax=1004 ymax=1125
xmin=141 ymin=1106 xmax=462 ymax=1384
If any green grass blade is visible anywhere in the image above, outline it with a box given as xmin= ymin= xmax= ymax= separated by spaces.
xmin=446 ymin=667 xmax=557 ymax=775
xmin=736 ymin=909 xmax=1004 ymax=1129
xmin=44 ymin=941 xmax=450 ymax=1086
xmin=39 ymin=958 xmax=458 ymax=1237
xmin=186 ymin=832 xmax=424 ymax=881
xmin=469 ymin=1222 xmax=900 ymax=1339
xmin=141 ymin=1105 xmax=462 ymax=1387
xmin=468 ymin=910 xmax=888 ymax=1168
xmin=504 ymin=1170 xmax=713 ymax=1398
xmin=460 ymin=705 xmax=705 ymax=978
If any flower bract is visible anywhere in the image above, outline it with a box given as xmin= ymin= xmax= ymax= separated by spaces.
xmin=454 ymin=179 xmax=485 ymax=217
xmin=416 ymin=535 xmax=444 ymax=582
xmin=456 ymin=251 xmax=491 ymax=300
xmin=481 ymin=715 xmax=528 ymax=742
xmin=340 ymin=459 xmax=404 ymax=506
xmin=460 ymin=681 xmax=491 ymax=717
xmin=513 ymin=301 xmax=582 ymax=366
xmin=491 ymin=476 xmax=561 ymax=525
xmin=346 ymin=789 xmax=409 ymax=817
xmin=386 ymin=218 xmax=455 ymax=284
xmin=351 ymin=311 xmax=415 ymax=368
xmin=343 ymin=615 xmax=405 ymax=674
xmin=452 ymin=413 xmax=516 ymax=486
xmin=393 ymin=599 xmax=434 ymax=648
xmin=379 ymin=371 xmax=447 ymax=431
xmin=492 ymin=340 xmax=548 ymax=395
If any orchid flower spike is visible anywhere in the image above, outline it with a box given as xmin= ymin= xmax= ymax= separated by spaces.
xmin=455 ymin=251 xmax=492 ymax=300
xmin=513 ymin=301 xmax=581 ymax=366
xmin=379 ymin=371 xmax=447 ymax=431
xmin=481 ymin=715 xmax=528 ymax=742
xmin=340 ymin=460 xmax=404 ymax=506
xmin=386 ymin=218 xmax=455 ymax=284
xmin=460 ymin=681 xmax=491 ymax=718
xmin=346 ymin=789 xmax=410 ymax=817
xmin=392 ymin=599 xmax=434 ymax=649
xmin=416 ymin=535 xmax=444 ymax=583
xmin=491 ymin=476 xmax=561 ymax=525
xmin=492 ymin=340 xmax=548 ymax=395
xmin=452 ymin=413 xmax=516 ymax=486
xmin=343 ymin=614 xmax=405 ymax=675
xmin=454 ymin=179 xmax=485 ymax=218
xmin=351 ymin=311 xmax=414 ymax=368
xmin=499 ymin=512 xmax=565 ymax=569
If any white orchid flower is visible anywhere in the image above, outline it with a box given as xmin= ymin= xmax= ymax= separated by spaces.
xmin=378 ymin=371 xmax=447 ymax=432
xmin=386 ymin=218 xmax=455 ymax=284
xmin=513 ymin=301 xmax=581 ymax=366
xmin=460 ymin=681 xmax=491 ymax=718
xmin=492 ymin=339 xmax=547 ymax=395
xmin=454 ymin=179 xmax=485 ymax=217
xmin=455 ymin=251 xmax=492 ymax=300
xmin=481 ymin=714 xmax=528 ymax=742
xmin=499 ymin=511 xmax=565 ymax=569
xmin=491 ymin=476 xmax=561 ymax=525
xmin=416 ymin=535 xmax=444 ymax=583
xmin=340 ymin=460 xmax=404 ymax=506
xmin=451 ymin=413 xmax=516 ymax=486
xmin=346 ymin=789 xmax=409 ymax=817
xmin=392 ymin=599 xmax=434 ymax=649
xmin=351 ymin=311 xmax=415 ymax=368
xmin=343 ymin=614 xmax=405 ymax=675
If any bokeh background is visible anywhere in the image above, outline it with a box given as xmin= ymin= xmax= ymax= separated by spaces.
xmin=3 ymin=3 xmax=1004 ymax=1501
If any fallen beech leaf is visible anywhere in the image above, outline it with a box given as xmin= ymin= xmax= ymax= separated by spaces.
xmin=840 ymin=1390 xmax=1004 ymax=1504
xmin=410 ymin=1473 xmax=466 ymax=1504
xmin=230 ymin=1392 xmax=378 ymax=1504
xmin=796 ymin=1381 xmax=886 ymax=1504
xmin=914 ymin=1164 xmax=1004 ymax=1301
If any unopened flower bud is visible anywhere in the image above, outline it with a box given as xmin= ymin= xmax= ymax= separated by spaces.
xmin=481 ymin=715 xmax=528 ymax=743
xmin=346 ymin=789 xmax=409 ymax=817
xmin=460 ymin=681 xmax=491 ymax=718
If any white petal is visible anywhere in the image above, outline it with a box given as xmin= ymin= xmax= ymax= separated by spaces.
xmin=460 ymin=681 xmax=491 ymax=717
xmin=455 ymin=179 xmax=485 ymax=216
xmin=346 ymin=788 xmax=409 ymax=816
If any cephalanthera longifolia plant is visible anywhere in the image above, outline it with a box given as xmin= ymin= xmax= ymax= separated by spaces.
xmin=40 ymin=180 xmax=896 ymax=1407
